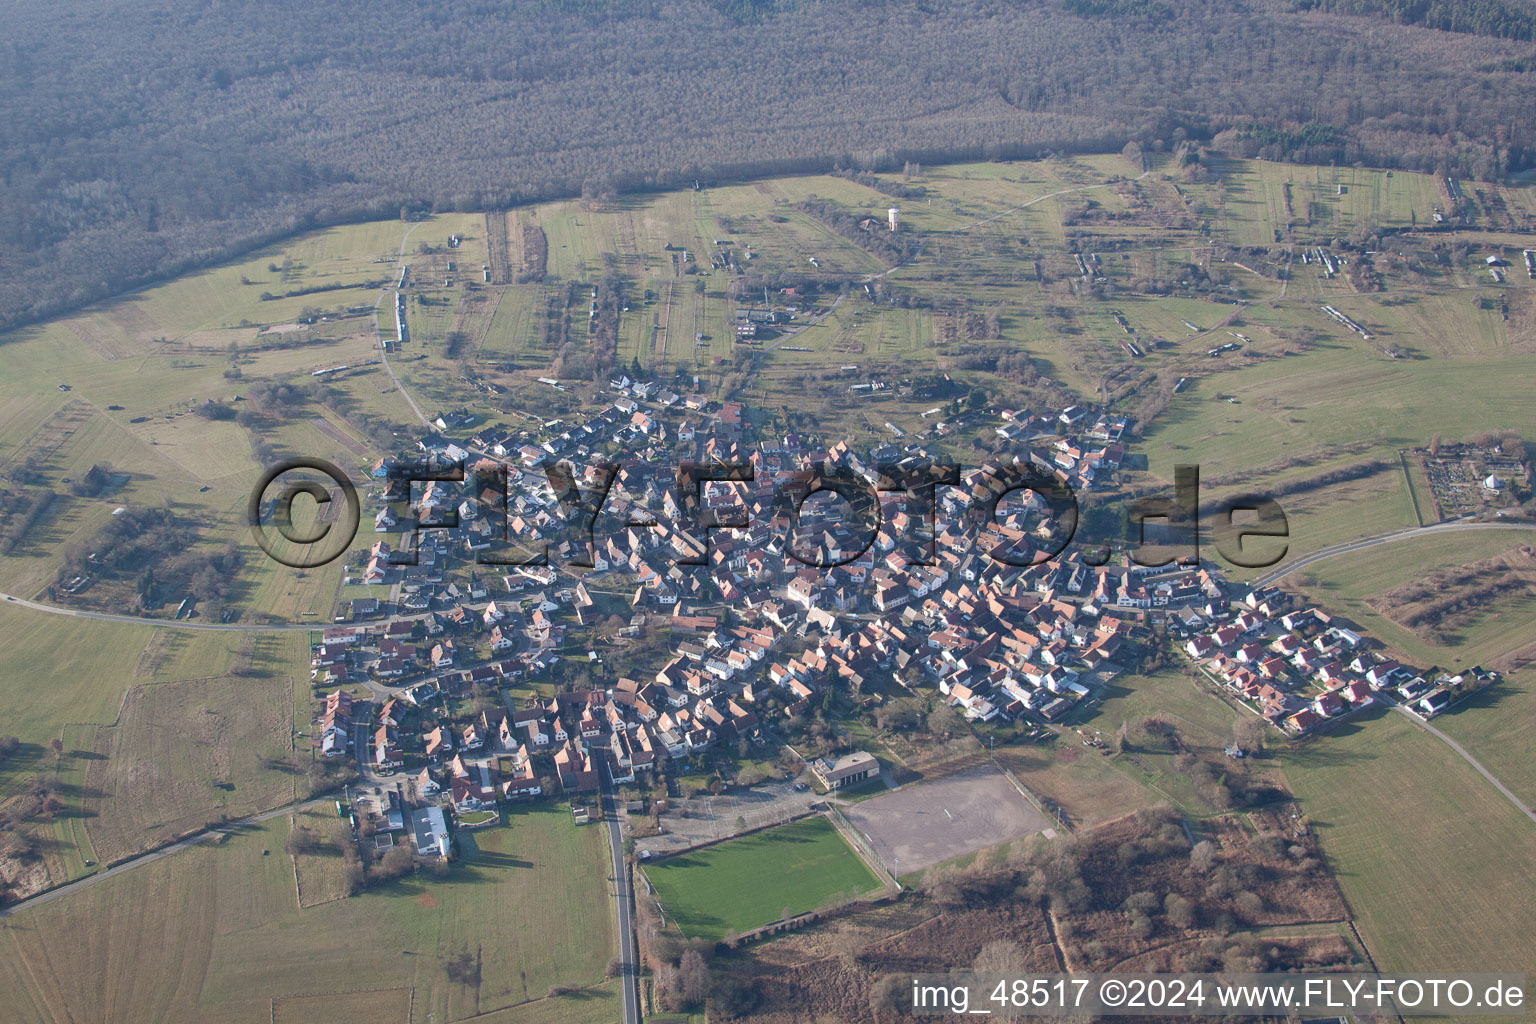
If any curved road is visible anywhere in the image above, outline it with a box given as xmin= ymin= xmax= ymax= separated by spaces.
xmin=1252 ymin=518 xmax=1536 ymax=827
xmin=6 ymin=224 xmax=1530 ymax=961
xmin=1252 ymin=519 xmax=1536 ymax=589
xmin=7 ymin=519 xmax=1529 ymax=633
xmin=1394 ymin=704 xmax=1536 ymax=826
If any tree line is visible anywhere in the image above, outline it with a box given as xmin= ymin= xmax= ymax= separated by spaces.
xmin=3 ymin=0 xmax=1536 ymax=335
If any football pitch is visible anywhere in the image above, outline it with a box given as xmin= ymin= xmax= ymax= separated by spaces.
xmin=641 ymin=816 xmax=882 ymax=940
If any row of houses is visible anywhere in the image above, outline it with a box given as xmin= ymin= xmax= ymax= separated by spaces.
xmin=1181 ymin=588 xmax=1499 ymax=733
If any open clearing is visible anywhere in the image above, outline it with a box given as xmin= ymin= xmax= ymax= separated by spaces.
xmin=642 ymin=816 xmax=881 ymax=941
xmin=81 ymin=674 xmax=298 ymax=864
xmin=1283 ymin=529 xmax=1536 ymax=804
xmin=1 ymin=149 xmax=1534 ymax=1015
xmin=0 ymin=805 xmax=616 ymax=1024
xmin=290 ymin=806 xmax=355 ymax=909
xmin=272 ymin=988 xmax=411 ymax=1023
xmin=1283 ymin=710 xmax=1536 ymax=982
xmin=839 ymin=766 xmax=1051 ymax=875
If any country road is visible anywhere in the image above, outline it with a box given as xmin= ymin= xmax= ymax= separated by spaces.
xmin=0 ymin=794 xmax=334 ymax=919
xmin=1251 ymin=517 xmax=1536 ymax=828
xmin=1393 ymin=704 xmax=1536 ymax=826
xmin=1252 ymin=519 xmax=1536 ymax=589
xmin=373 ymin=221 xmax=431 ymax=429
xmin=2 ymin=520 xmax=1531 ymax=634
xmin=1 ymin=227 xmax=1528 ymax=981
xmin=598 ymin=761 xmax=642 ymax=1024
xmin=0 ymin=591 xmax=329 ymax=630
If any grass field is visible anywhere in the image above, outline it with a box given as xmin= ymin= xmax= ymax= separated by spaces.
xmin=0 ymin=617 xmax=305 ymax=889
xmin=1020 ymin=660 xmax=1536 ymax=988
xmin=1282 ymin=528 xmax=1536 ymax=806
xmin=0 ymin=153 xmax=1527 ymax=607
xmin=0 ymin=804 xmax=617 ymax=1024
xmin=1 ymin=148 xmax=1535 ymax=1014
xmin=1060 ymin=669 xmax=1255 ymax=817
xmin=290 ymin=807 xmax=355 ymax=909
xmin=1287 ymin=529 xmax=1536 ymax=669
xmin=642 ymin=817 xmax=882 ymax=940
xmin=1055 ymin=654 xmax=1536 ymax=985
xmin=80 ymin=673 xmax=299 ymax=863
xmin=0 ymin=606 xmax=259 ymax=751
xmin=1283 ymin=710 xmax=1536 ymax=983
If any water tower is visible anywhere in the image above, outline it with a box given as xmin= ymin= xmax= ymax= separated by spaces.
xmin=888 ymin=207 xmax=900 ymax=231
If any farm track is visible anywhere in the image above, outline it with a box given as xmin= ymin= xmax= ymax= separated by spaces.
xmin=373 ymin=222 xmax=430 ymax=427
xmin=1251 ymin=519 xmax=1536 ymax=588
xmin=1391 ymin=702 xmax=1536 ymax=827
xmin=1252 ymin=518 xmax=1536 ymax=829
xmin=2 ymin=521 xmax=1530 ymax=635
xmin=4 ymin=188 xmax=1534 ymax=973
xmin=485 ymin=211 xmax=512 ymax=285
xmin=0 ymin=793 xmax=336 ymax=920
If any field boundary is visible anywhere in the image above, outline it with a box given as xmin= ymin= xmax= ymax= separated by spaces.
xmin=1399 ymin=449 xmax=1425 ymax=527
xmin=639 ymin=814 xmax=888 ymax=942
xmin=990 ymin=756 xmax=1065 ymax=831
xmin=825 ymin=804 xmax=901 ymax=893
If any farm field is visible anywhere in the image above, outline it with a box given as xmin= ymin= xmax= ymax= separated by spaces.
xmin=1432 ymin=673 xmax=1536 ymax=811
xmin=0 ymin=607 xmax=267 ymax=753
xmin=994 ymin=738 xmax=1159 ymax=829
xmin=0 ymin=618 xmax=306 ymax=891
xmin=642 ymin=817 xmax=882 ymax=940
xmin=1282 ymin=711 xmax=1536 ymax=984
xmin=0 ymin=148 xmax=1534 ymax=1020
xmin=1285 ymin=530 xmax=1536 ymax=661
xmin=0 ymin=155 xmax=1527 ymax=611
xmin=290 ymin=806 xmax=356 ymax=909
xmin=1282 ymin=528 xmax=1536 ymax=803
xmin=1143 ymin=342 xmax=1535 ymax=486
xmin=0 ymin=805 xmax=617 ymax=1024
xmin=79 ymin=672 xmax=300 ymax=864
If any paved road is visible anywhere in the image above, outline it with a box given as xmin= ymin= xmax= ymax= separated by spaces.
xmin=597 ymin=762 xmax=642 ymax=1024
xmin=9 ymin=520 xmax=1520 ymax=634
xmin=1391 ymin=704 xmax=1536 ymax=827
xmin=0 ymin=794 xmax=332 ymax=919
xmin=1252 ymin=520 xmax=1536 ymax=589
xmin=1252 ymin=518 xmax=1536 ymax=827
xmin=0 ymin=719 xmax=392 ymax=920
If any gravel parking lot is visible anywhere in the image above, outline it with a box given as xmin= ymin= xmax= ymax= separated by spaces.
xmin=838 ymin=766 xmax=1050 ymax=875
xmin=635 ymin=778 xmax=823 ymax=856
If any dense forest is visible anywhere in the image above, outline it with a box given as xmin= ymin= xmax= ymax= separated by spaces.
xmin=2 ymin=0 xmax=1535 ymax=332
xmin=1288 ymin=0 xmax=1536 ymax=40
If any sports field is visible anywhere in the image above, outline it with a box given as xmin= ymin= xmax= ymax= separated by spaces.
xmin=642 ymin=816 xmax=882 ymax=940
xmin=839 ymin=766 xmax=1050 ymax=874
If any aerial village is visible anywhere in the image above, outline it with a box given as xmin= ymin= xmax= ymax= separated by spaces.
xmin=311 ymin=376 xmax=1498 ymax=860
